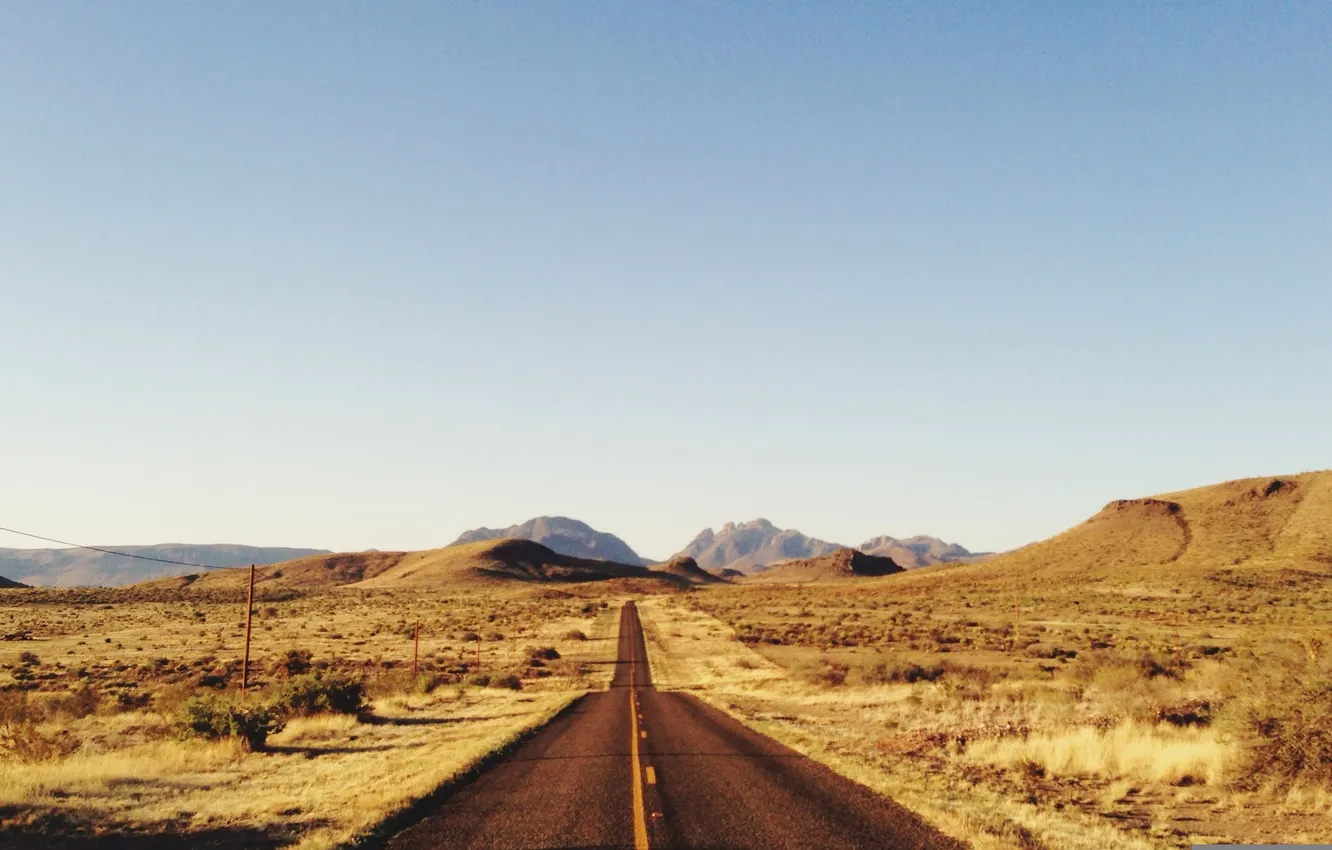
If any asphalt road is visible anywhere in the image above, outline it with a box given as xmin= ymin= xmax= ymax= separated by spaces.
xmin=386 ymin=602 xmax=963 ymax=850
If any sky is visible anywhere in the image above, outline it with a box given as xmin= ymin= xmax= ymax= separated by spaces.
xmin=2 ymin=3 xmax=1329 ymax=561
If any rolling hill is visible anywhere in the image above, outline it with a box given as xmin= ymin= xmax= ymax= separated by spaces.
xmin=744 ymin=548 xmax=905 ymax=583
xmin=0 ymin=544 xmax=331 ymax=587
xmin=935 ymin=470 xmax=1332 ymax=585
xmin=452 ymin=517 xmax=650 ymax=565
xmin=655 ymin=555 xmax=725 ymax=585
xmin=143 ymin=539 xmax=683 ymax=593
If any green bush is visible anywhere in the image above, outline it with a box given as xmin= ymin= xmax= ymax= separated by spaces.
xmin=179 ymin=695 xmax=282 ymax=751
xmin=270 ymin=673 xmax=366 ymax=718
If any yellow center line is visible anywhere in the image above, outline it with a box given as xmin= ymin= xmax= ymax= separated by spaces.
xmin=629 ymin=607 xmax=650 ymax=850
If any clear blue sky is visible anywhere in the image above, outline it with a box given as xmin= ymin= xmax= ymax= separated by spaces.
xmin=2 ymin=3 xmax=1329 ymax=560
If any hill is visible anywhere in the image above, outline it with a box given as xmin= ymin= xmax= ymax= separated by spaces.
xmin=675 ymin=520 xmax=841 ymax=574
xmin=0 ymin=544 xmax=331 ymax=587
xmin=144 ymin=539 xmax=684 ymax=593
xmin=655 ymin=555 xmax=725 ymax=585
xmin=857 ymin=535 xmax=991 ymax=568
xmin=744 ymin=548 xmax=905 ymax=583
xmin=452 ymin=517 xmax=649 ymax=565
xmin=937 ymin=470 xmax=1332 ymax=585
xmin=0 ymin=574 xmax=26 ymax=589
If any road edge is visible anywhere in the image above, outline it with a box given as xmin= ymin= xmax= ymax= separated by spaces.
xmin=341 ymin=692 xmax=588 ymax=849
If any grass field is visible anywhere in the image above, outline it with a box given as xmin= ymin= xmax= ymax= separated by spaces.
xmin=0 ymin=584 xmax=625 ymax=847
xmin=638 ymin=562 xmax=1332 ymax=850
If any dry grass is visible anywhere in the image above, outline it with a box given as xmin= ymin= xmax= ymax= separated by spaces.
xmin=638 ymin=554 xmax=1332 ymax=850
xmin=966 ymin=721 xmax=1228 ymax=786
xmin=0 ymin=585 xmax=626 ymax=846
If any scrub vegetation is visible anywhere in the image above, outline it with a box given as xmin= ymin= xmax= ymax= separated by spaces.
xmin=639 ymin=472 xmax=1332 ymax=849
xmin=0 ymin=584 xmax=624 ymax=848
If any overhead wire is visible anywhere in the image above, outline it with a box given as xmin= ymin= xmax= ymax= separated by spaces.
xmin=0 ymin=523 xmax=308 ymax=596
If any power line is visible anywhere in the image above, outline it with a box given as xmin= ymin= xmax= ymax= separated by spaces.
xmin=0 ymin=523 xmax=312 ymax=596
xmin=0 ymin=525 xmax=229 ymax=570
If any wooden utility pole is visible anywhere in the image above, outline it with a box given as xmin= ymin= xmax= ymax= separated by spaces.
xmin=412 ymin=622 xmax=420 ymax=676
xmin=241 ymin=564 xmax=256 ymax=693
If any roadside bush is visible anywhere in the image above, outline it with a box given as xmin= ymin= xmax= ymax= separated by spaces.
xmin=1232 ymin=678 xmax=1332 ymax=788
xmin=564 ymin=630 xmax=587 ymax=641
xmin=865 ymin=660 xmax=946 ymax=685
xmin=47 ymin=686 xmax=101 ymax=720
xmin=811 ymin=660 xmax=849 ymax=687
xmin=0 ymin=723 xmax=80 ymax=762
xmin=270 ymin=673 xmax=366 ymax=718
xmin=491 ymin=674 xmax=522 ymax=690
xmin=528 ymin=646 xmax=560 ymax=661
xmin=179 ymin=694 xmax=283 ymax=751
xmin=416 ymin=674 xmax=444 ymax=695
xmin=465 ymin=673 xmax=492 ymax=687
xmin=273 ymin=648 xmax=313 ymax=678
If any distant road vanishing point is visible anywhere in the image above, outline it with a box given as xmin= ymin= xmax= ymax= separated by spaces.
xmin=384 ymin=602 xmax=962 ymax=850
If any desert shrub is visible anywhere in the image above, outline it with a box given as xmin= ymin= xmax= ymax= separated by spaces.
xmin=528 ymin=646 xmax=560 ymax=661
xmin=811 ymin=660 xmax=849 ymax=687
xmin=0 ymin=690 xmax=39 ymax=726
xmin=1232 ymin=678 xmax=1332 ymax=788
xmin=491 ymin=674 xmax=522 ymax=690
xmin=270 ymin=673 xmax=366 ymax=718
xmin=564 ymin=629 xmax=587 ymax=641
xmin=273 ymin=648 xmax=313 ymax=678
xmin=1159 ymin=699 xmax=1213 ymax=727
xmin=18 ymin=651 xmax=39 ymax=666
xmin=47 ymin=686 xmax=101 ymax=720
xmin=865 ymin=660 xmax=946 ymax=685
xmin=1137 ymin=651 xmax=1188 ymax=680
xmin=179 ymin=694 xmax=283 ymax=751
xmin=0 ymin=723 xmax=80 ymax=762
xmin=465 ymin=673 xmax=492 ymax=687
xmin=415 ymin=673 xmax=444 ymax=694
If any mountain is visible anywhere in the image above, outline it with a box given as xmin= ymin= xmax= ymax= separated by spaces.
xmin=452 ymin=517 xmax=649 ymax=565
xmin=674 ymin=519 xmax=841 ymax=575
xmin=144 ymin=539 xmax=683 ymax=592
xmin=0 ymin=544 xmax=331 ymax=588
xmin=655 ymin=555 xmax=725 ymax=585
xmin=857 ymin=535 xmax=991 ymax=568
xmin=946 ymin=471 xmax=1332 ymax=585
xmin=0 ymin=575 xmax=26 ymax=589
xmin=745 ymin=548 xmax=905 ymax=583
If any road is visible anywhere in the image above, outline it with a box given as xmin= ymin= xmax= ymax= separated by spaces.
xmin=386 ymin=602 xmax=963 ymax=850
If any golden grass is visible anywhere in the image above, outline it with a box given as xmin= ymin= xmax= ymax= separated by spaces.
xmin=966 ymin=721 xmax=1228 ymax=786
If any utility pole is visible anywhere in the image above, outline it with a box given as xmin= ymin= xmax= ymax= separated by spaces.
xmin=241 ymin=564 xmax=256 ymax=694
xmin=412 ymin=621 xmax=420 ymax=677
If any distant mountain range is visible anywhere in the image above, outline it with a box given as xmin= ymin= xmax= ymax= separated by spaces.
xmin=676 ymin=519 xmax=841 ymax=574
xmin=452 ymin=517 xmax=651 ymax=566
xmin=0 ymin=544 xmax=330 ymax=588
xmin=452 ymin=516 xmax=986 ymax=575
xmin=0 ymin=516 xmax=985 ymax=588
xmin=857 ymin=535 xmax=990 ymax=568
xmin=670 ymin=519 xmax=986 ymax=575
